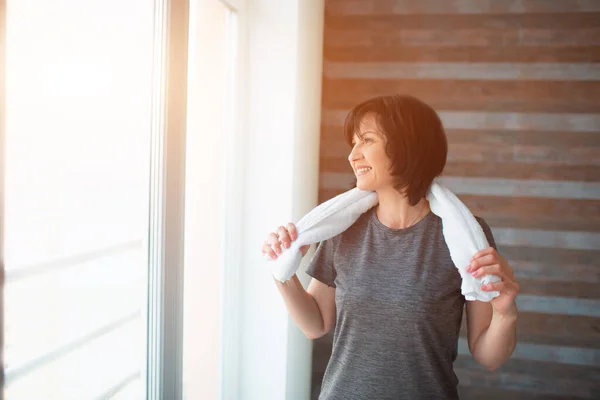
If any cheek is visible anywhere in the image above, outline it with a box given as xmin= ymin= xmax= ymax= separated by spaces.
xmin=370 ymin=149 xmax=393 ymax=174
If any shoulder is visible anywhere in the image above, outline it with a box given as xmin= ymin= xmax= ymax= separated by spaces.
xmin=473 ymin=216 xmax=497 ymax=248
xmin=474 ymin=216 xmax=493 ymax=235
xmin=426 ymin=213 xmax=496 ymax=248
xmin=474 ymin=215 xmax=491 ymax=228
xmin=426 ymin=212 xmax=491 ymax=232
xmin=336 ymin=207 xmax=374 ymax=239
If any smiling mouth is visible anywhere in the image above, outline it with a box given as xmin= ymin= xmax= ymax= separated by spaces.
xmin=356 ymin=167 xmax=372 ymax=176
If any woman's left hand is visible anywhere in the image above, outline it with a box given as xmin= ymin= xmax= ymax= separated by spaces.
xmin=467 ymin=247 xmax=520 ymax=317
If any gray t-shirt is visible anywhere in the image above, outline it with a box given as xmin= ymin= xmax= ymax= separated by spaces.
xmin=305 ymin=207 xmax=496 ymax=400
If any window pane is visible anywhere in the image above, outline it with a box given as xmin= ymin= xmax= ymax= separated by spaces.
xmin=4 ymin=1 xmax=154 ymax=398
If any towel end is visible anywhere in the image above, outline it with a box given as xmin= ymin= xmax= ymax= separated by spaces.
xmin=464 ymin=290 xmax=500 ymax=302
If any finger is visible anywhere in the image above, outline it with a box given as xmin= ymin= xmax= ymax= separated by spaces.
xmin=467 ymin=254 xmax=497 ymax=272
xmin=286 ymin=222 xmax=298 ymax=241
xmin=261 ymin=243 xmax=277 ymax=260
xmin=471 ymin=247 xmax=496 ymax=261
xmin=497 ymin=279 xmax=520 ymax=296
xmin=482 ymin=280 xmax=520 ymax=296
xmin=472 ymin=264 xmax=505 ymax=280
xmin=267 ymin=232 xmax=282 ymax=254
xmin=482 ymin=281 xmax=504 ymax=292
xmin=277 ymin=226 xmax=291 ymax=249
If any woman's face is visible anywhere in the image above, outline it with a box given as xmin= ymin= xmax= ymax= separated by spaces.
xmin=348 ymin=112 xmax=394 ymax=192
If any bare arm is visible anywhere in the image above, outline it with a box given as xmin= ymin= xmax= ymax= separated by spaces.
xmin=274 ymin=275 xmax=336 ymax=339
xmin=466 ymin=247 xmax=520 ymax=371
xmin=466 ymin=300 xmax=517 ymax=371
xmin=263 ymin=223 xmax=336 ymax=340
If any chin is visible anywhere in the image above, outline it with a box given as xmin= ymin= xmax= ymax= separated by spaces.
xmin=356 ymin=179 xmax=375 ymax=192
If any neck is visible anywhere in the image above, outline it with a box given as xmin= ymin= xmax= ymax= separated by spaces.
xmin=375 ymin=186 xmax=430 ymax=229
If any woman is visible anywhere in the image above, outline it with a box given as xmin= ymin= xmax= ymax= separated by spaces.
xmin=261 ymin=95 xmax=519 ymax=400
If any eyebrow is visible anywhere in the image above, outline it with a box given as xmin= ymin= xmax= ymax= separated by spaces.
xmin=352 ymin=131 xmax=379 ymax=140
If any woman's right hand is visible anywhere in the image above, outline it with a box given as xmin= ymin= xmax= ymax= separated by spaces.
xmin=261 ymin=222 xmax=310 ymax=260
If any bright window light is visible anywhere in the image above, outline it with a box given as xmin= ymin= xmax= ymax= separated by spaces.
xmin=4 ymin=0 xmax=155 ymax=398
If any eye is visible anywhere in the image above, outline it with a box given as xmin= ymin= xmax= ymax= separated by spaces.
xmin=363 ymin=138 xmax=374 ymax=144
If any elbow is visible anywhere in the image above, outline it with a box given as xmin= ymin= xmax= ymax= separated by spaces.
xmin=472 ymin=351 xmax=506 ymax=372
xmin=474 ymin=356 xmax=501 ymax=372
xmin=303 ymin=319 xmax=333 ymax=340
xmin=304 ymin=324 xmax=329 ymax=340
xmin=484 ymin=362 xmax=502 ymax=372
xmin=303 ymin=323 xmax=331 ymax=340
xmin=304 ymin=330 xmax=324 ymax=340
xmin=472 ymin=337 xmax=517 ymax=372
xmin=476 ymin=354 xmax=511 ymax=372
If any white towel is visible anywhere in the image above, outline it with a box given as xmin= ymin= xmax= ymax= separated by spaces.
xmin=268 ymin=180 xmax=500 ymax=302
xmin=427 ymin=182 xmax=501 ymax=301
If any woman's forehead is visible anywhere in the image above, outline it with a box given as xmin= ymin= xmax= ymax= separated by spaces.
xmin=355 ymin=116 xmax=382 ymax=136
xmin=358 ymin=112 xmax=378 ymax=129
xmin=345 ymin=110 xmax=384 ymax=144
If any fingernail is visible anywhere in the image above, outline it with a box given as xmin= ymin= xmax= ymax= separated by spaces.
xmin=466 ymin=266 xmax=472 ymax=272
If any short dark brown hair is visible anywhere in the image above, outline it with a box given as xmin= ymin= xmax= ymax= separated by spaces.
xmin=343 ymin=94 xmax=447 ymax=206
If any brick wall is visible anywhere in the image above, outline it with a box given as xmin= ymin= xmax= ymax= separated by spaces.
xmin=312 ymin=1 xmax=600 ymax=399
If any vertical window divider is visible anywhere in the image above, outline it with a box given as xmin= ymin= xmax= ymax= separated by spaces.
xmin=0 ymin=0 xmax=6 ymax=398
xmin=218 ymin=1 xmax=245 ymax=399
xmin=146 ymin=0 xmax=189 ymax=399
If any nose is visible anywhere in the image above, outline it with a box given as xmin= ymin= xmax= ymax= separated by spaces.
xmin=348 ymin=144 xmax=362 ymax=163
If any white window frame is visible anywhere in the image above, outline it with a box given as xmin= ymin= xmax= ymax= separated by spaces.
xmin=145 ymin=0 xmax=190 ymax=399
xmin=0 ymin=0 xmax=6 ymax=398
xmin=0 ymin=0 xmax=191 ymax=398
xmin=219 ymin=0 xmax=244 ymax=11
xmin=216 ymin=1 xmax=246 ymax=400
xmin=233 ymin=0 xmax=325 ymax=398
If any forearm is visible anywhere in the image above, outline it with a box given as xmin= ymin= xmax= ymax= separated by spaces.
xmin=273 ymin=274 xmax=326 ymax=339
xmin=472 ymin=309 xmax=518 ymax=371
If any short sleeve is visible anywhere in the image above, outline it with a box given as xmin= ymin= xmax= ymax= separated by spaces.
xmin=305 ymin=237 xmax=338 ymax=288
xmin=475 ymin=216 xmax=497 ymax=250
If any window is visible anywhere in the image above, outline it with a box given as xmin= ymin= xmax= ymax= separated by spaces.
xmin=2 ymin=1 xmax=323 ymax=398
xmin=2 ymin=0 xmax=188 ymax=398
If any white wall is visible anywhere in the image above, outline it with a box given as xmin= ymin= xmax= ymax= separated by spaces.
xmin=182 ymin=1 xmax=324 ymax=398
xmin=238 ymin=1 xmax=324 ymax=399
xmin=287 ymin=2 xmax=326 ymax=398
